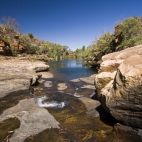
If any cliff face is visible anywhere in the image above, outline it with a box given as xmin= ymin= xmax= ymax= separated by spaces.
xmin=95 ymin=45 xmax=142 ymax=128
xmin=0 ymin=28 xmax=26 ymax=55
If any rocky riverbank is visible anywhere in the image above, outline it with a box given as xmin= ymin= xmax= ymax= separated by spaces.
xmin=0 ymin=56 xmax=49 ymax=98
xmin=0 ymin=53 xmax=142 ymax=141
xmin=0 ymin=56 xmax=115 ymax=142
xmin=95 ymin=45 xmax=142 ymax=134
xmin=0 ymin=56 xmax=61 ymax=142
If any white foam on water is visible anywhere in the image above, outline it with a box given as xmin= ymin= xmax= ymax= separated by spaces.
xmin=35 ymin=95 xmax=65 ymax=108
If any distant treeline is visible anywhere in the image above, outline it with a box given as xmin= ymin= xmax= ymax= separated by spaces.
xmin=0 ymin=17 xmax=74 ymax=60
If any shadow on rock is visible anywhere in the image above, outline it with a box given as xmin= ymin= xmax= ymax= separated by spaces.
xmin=95 ymin=105 xmax=117 ymax=126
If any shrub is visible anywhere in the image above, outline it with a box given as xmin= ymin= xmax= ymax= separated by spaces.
xmin=11 ymin=47 xmax=18 ymax=56
xmin=26 ymin=45 xmax=37 ymax=54
xmin=117 ymin=17 xmax=142 ymax=50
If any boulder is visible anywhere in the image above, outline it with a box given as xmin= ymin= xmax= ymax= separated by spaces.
xmin=100 ymin=44 xmax=142 ymax=72
xmin=0 ymin=98 xmax=60 ymax=142
xmin=95 ymin=45 xmax=142 ymax=128
xmin=99 ymin=60 xmax=122 ymax=72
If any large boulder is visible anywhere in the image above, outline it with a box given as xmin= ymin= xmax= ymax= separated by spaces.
xmin=95 ymin=45 xmax=142 ymax=128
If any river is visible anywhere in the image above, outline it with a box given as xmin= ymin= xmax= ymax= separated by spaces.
xmin=48 ymin=59 xmax=97 ymax=80
xmin=0 ymin=59 xmax=140 ymax=142
xmin=24 ymin=59 xmax=133 ymax=142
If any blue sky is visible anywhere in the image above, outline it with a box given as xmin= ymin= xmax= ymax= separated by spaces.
xmin=0 ymin=0 xmax=142 ymax=51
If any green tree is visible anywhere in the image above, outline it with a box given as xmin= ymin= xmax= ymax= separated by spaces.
xmin=117 ymin=17 xmax=142 ymax=50
xmin=82 ymin=45 xmax=85 ymax=51
xmin=28 ymin=33 xmax=34 ymax=39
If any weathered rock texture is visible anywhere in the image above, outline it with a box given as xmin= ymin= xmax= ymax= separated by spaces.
xmin=95 ymin=45 xmax=142 ymax=128
xmin=0 ymin=31 xmax=26 ymax=55
xmin=0 ymin=98 xmax=60 ymax=142
xmin=0 ymin=57 xmax=49 ymax=98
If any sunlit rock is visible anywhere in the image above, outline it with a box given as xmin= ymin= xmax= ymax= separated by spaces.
xmin=0 ymin=98 xmax=60 ymax=142
xmin=95 ymin=45 xmax=142 ymax=128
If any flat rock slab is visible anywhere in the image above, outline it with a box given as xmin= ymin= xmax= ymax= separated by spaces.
xmin=79 ymin=97 xmax=100 ymax=117
xmin=57 ymin=83 xmax=67 ymax=90
xmin=0 ymin=58 xmax=49 ymax=98
xmin=0 ymin=98 xmax=60 ymax=142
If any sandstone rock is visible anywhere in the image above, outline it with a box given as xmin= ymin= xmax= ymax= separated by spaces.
xmin=0 ymin=39 xmax=5 ymax=47
xmin=71 ymin=75 xmax=96 ymax=85
xmin=34 ymin=65 xmax=49 ymax=72
xmin=26 ymin=61 xmax=49 ymax=72
xmin=79 ymin=97 xmax=100 ymax=117
xmin=57 ymin=83 xmax=67 ymax=91
xmin=0 ymin=98 xmax=60 ymax=142
xmin=94 ymin=71 xmax=116 ymax=100
xmin=70 ymin=76 xmax=96 ymax=98
xmin=44 ymin=81 xmax=52 ymax=87
xmin=99 ymin=60 xmax=122 ymax=72
xmin=114 ymin=123 xmax=142 ymax=142
xmin=96 ymin=45 xmax=142 ymax=128
xmin=79 ymin=97 xmax=113 ymax=119
xmin=100 ymin=44 xmax=142 ymax=72
xmin=0 ymin=58 xmax=49 ymax=98
xmin=102 ymin=44 xmax=142 ymax=61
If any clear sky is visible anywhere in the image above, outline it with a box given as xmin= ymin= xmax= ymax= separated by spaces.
xmin=0 ymin=0 xmax=142 ymax=51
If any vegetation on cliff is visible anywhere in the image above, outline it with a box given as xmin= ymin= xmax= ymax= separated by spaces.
xmin=85 ymin=16 xmax=142 ymax=67
xmin=0 ymin=17 xmax=74 ymax=60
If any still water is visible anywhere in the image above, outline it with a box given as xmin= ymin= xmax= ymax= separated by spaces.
xmin=48 ymin=59 xmax=97 ymax=80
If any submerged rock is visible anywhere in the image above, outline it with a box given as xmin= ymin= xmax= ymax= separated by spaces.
xmin=95 ymin=45 xmax=142 ymax=128
xmin=114 ymin=123 xmax=142 ymax=142
xmin=0 ymin=98 xmax=60 ymax=142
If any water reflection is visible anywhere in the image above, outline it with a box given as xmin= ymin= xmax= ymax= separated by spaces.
xmin=48 ymin=59 xmax=97 ymax=80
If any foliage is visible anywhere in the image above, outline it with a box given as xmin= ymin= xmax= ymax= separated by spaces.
xmin=116 ymin=17 xmax=142 ymax=50
xmin=95 ymin=32 xmax=115 ymax=54
xmin=3 ymin=36 xmax=10 ymax=44
xmin=11 ymin=47 xmax=18 ymax=56
xmin=20 ymin=34 xmax=31 ymax=45
xmin=82 ymin=45 xmax=85 ymax=51
xmin=26 ymin=45 xmax=38 ymax=54
xmin=75 ymin=46 xmax=90 ymax=59
xmin=28 ymin=33 xmax=34 ymax=39
xmin=86 ymin=16 xmax=142 ymax=64
xmin=0 ymin=16 xmax=73 ymax=59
